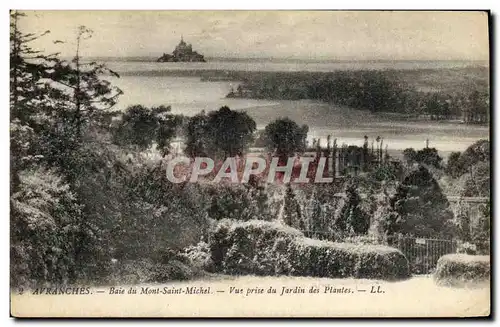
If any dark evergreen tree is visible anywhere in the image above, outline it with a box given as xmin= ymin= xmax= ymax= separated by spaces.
xmin=48 ymin=26 xmax=122 ymax=139
xmin=471 ymin=202 xmax=490 ymax=254
xmin=456 ymin=206 xmax=471 ymax=242
xmin=283 ymin=185 xmax=304 ymax=229
xmin=389 ymin=166 xmax=455 ymax=238
xmin=334 ymin=183 xmax=370 ymax=235
xmin=403 ymin=147 xmax=442 ymax=169
xmin=446 ymin=151 xmax=462 ymax=178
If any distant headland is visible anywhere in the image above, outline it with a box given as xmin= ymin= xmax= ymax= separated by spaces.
xmin=157 ymin=36 xmax=206 ymax=63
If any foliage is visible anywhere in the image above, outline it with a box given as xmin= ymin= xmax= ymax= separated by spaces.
xmin=456 ymin=242 xmax=477 ymax=255
xmin=206 ymin=183 xmax=280 ymax=222
xmin=334 ymin=183 xmax=370 ymax=236
xmin=184 ymin=111 xmax=210 ymax=157
xmin=385 ymin=166 xmax=455 ymax=238
xmin=46 ymin=26 xmax=122 ymax=136
xmin=184 ymin=106 xmax=256 ymax=158
xmin=108 ymin=159 xmax=210 ymax=260
xmin=209 ymin=219 xmax=410 ymax=280
xmin=263 ymin=118 xmax=308 ymax=158
xmin=442 ymin=140 xmax=490 ymax=199
xmin=9 ymin=11 xmax=490 ymax=288
xmin=296 ymin=183 xmax=342 ymax=235
xmin=10 ymin=13 xmax=210 ymax=288
xmin=456 ymin=208 xmax=471 ymax=242
xmin=10 ymin=167 xmax=81 ymax=288
xmin=471 ymin=203 xmax=490 ymax=255
xmin=403 ymin=147 xmax=442 ymax=168
xmin=112 ymin=105 xmax=183 ymax=154
xmin=182 ymin=241 xmax=215 ymax=272
xmin=445 ymin=139 xmax=490 ymax=179
xmin=460 ymin=161 xmax=490 ymax=197
xmin=225 ymin=69 xmax=489 ymax=121
xmin=10 ymin=11 xmax=64 ymax=193
xmin=445 ymin=151 xmax=463 ymax=178
xmin=434 ymin=254 xmax=490 ymax=287
xmin=283 ymin=185 xmax=304 ymax=229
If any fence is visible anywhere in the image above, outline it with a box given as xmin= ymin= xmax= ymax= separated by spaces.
xmin=301 ymin=231 xmax=457 ymax=275
xmin=387 ymin=236 xmax=457 ymax=275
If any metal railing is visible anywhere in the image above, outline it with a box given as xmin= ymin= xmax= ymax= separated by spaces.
xmin=299 ymin=231 xmax=458 ymax=275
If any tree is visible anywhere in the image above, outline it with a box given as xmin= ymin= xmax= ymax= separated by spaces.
xmin=403 ymin=147 xmax=442 ymax=169
xmin=10 ymin=10 xmax=61 ymax=193
xmin=461 ymin=161 xmax=490 ymax=197
xmin=283 ymin=185 xmax=304 ymax=229
xmin=207 ymin=106 xmax=256 ymax=158
xmin=11 ymin=18 xmax=127 ymax=284
xmin=263 ymin=118 xmax=308 ymax=159
xmin=112 ymin=105 xmax=181 ymax=154
xmin=449 ymin=139 xmax=490 ymax=178
xmin=185 ymin=106 xmax=256 ymax=158
xmin=48 ymin=26 xmax=122 ymax=139
xmin=403 ymin=148 xmax=417 ymax=166
xmin=155 ymin=107 xmax=184 ymax=155
xmin=113 ymin=105 xmax=158 ymax=150
xmin=455 ymin=207 xmax=471 ymax=242
xmin=446 ymin=151 xmax=462 ymax=178
xmin=446 ymin=140 xmax=490 ymax=198
xmin=471 ymin=202 xmax=490 ymax=254
xmin=334 ymin=183 xmax=370 ymax=235
xmin=10 ymin=11 xmax=56 ymax=124
xmin=389 ymin=166 xmax=455 ymax=238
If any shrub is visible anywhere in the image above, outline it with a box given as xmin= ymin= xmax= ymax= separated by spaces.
xmin=182 ymin=241 xmax=215 ymax=272
xmin=289 ymin=238 xmax=409 ymax=280
xmin=209 ymin=219 xmax=302 ymax=275
xmin=457 ymin=242 xmax=477 ymax=255
xmin=434 ymin=254 xmax=490 ymax=287
xmin=149 ymin=260 xmax=195 ymax=283
xmin=209 ymin=219 xmax=410 ymax=280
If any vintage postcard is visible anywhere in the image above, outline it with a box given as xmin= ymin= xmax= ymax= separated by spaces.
xmin=10 ymin=10 xmax=490 ymax=318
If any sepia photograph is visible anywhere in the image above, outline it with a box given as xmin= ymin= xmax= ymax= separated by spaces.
xmin=9 ymin=9 xmax=491 ymax=318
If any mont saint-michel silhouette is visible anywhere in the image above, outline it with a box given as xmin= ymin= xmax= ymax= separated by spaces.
xmin=157 ymin=36 xmax=206 ymax=62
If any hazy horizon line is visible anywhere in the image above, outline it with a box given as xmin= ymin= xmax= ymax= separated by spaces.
xmin=78 ymin=56 xmax=490 ymax=63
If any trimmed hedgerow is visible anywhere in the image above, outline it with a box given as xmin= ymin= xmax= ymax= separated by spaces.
xmin=434 ymin=254 xmax=490 ymax=287
xmin=209 ymin=219 xmax=410 ymax=280
xmin=289 ymin=238 xmax=409 ymax=280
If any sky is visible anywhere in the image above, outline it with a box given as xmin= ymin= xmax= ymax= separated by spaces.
xmin=17 ymin=11 xmax=490 ymax=61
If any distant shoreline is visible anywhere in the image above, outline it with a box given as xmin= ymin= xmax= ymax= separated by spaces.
xmin=81 ymin=56 xmax=490 ymax=65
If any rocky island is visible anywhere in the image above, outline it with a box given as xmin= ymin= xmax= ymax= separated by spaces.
xmin=157 ymin=36 xmax=206 ymax=62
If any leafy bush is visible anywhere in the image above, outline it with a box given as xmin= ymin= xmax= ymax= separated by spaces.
xmin=182 ymin=241 xmax=215 ymax=272
xmin=434 ymin=254 xmax=490 ymax=287
xmin=149 ymin=260 xmax=195 ymax=283
xmin=457 ymin=242 xmax=477 ymax=255
xmin=209 ymin=219 xmax=410 ymax=280
xmin=10 ymin=167 xmax=82 ymax=288
xmin=206 ymin=183 xmax=280 ymax=222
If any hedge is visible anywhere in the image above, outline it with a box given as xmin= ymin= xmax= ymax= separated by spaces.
xmin=434 ymin=254 xmax=490 ymax=287
xmin=209 ymin=219 xmax=410 ymax=280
